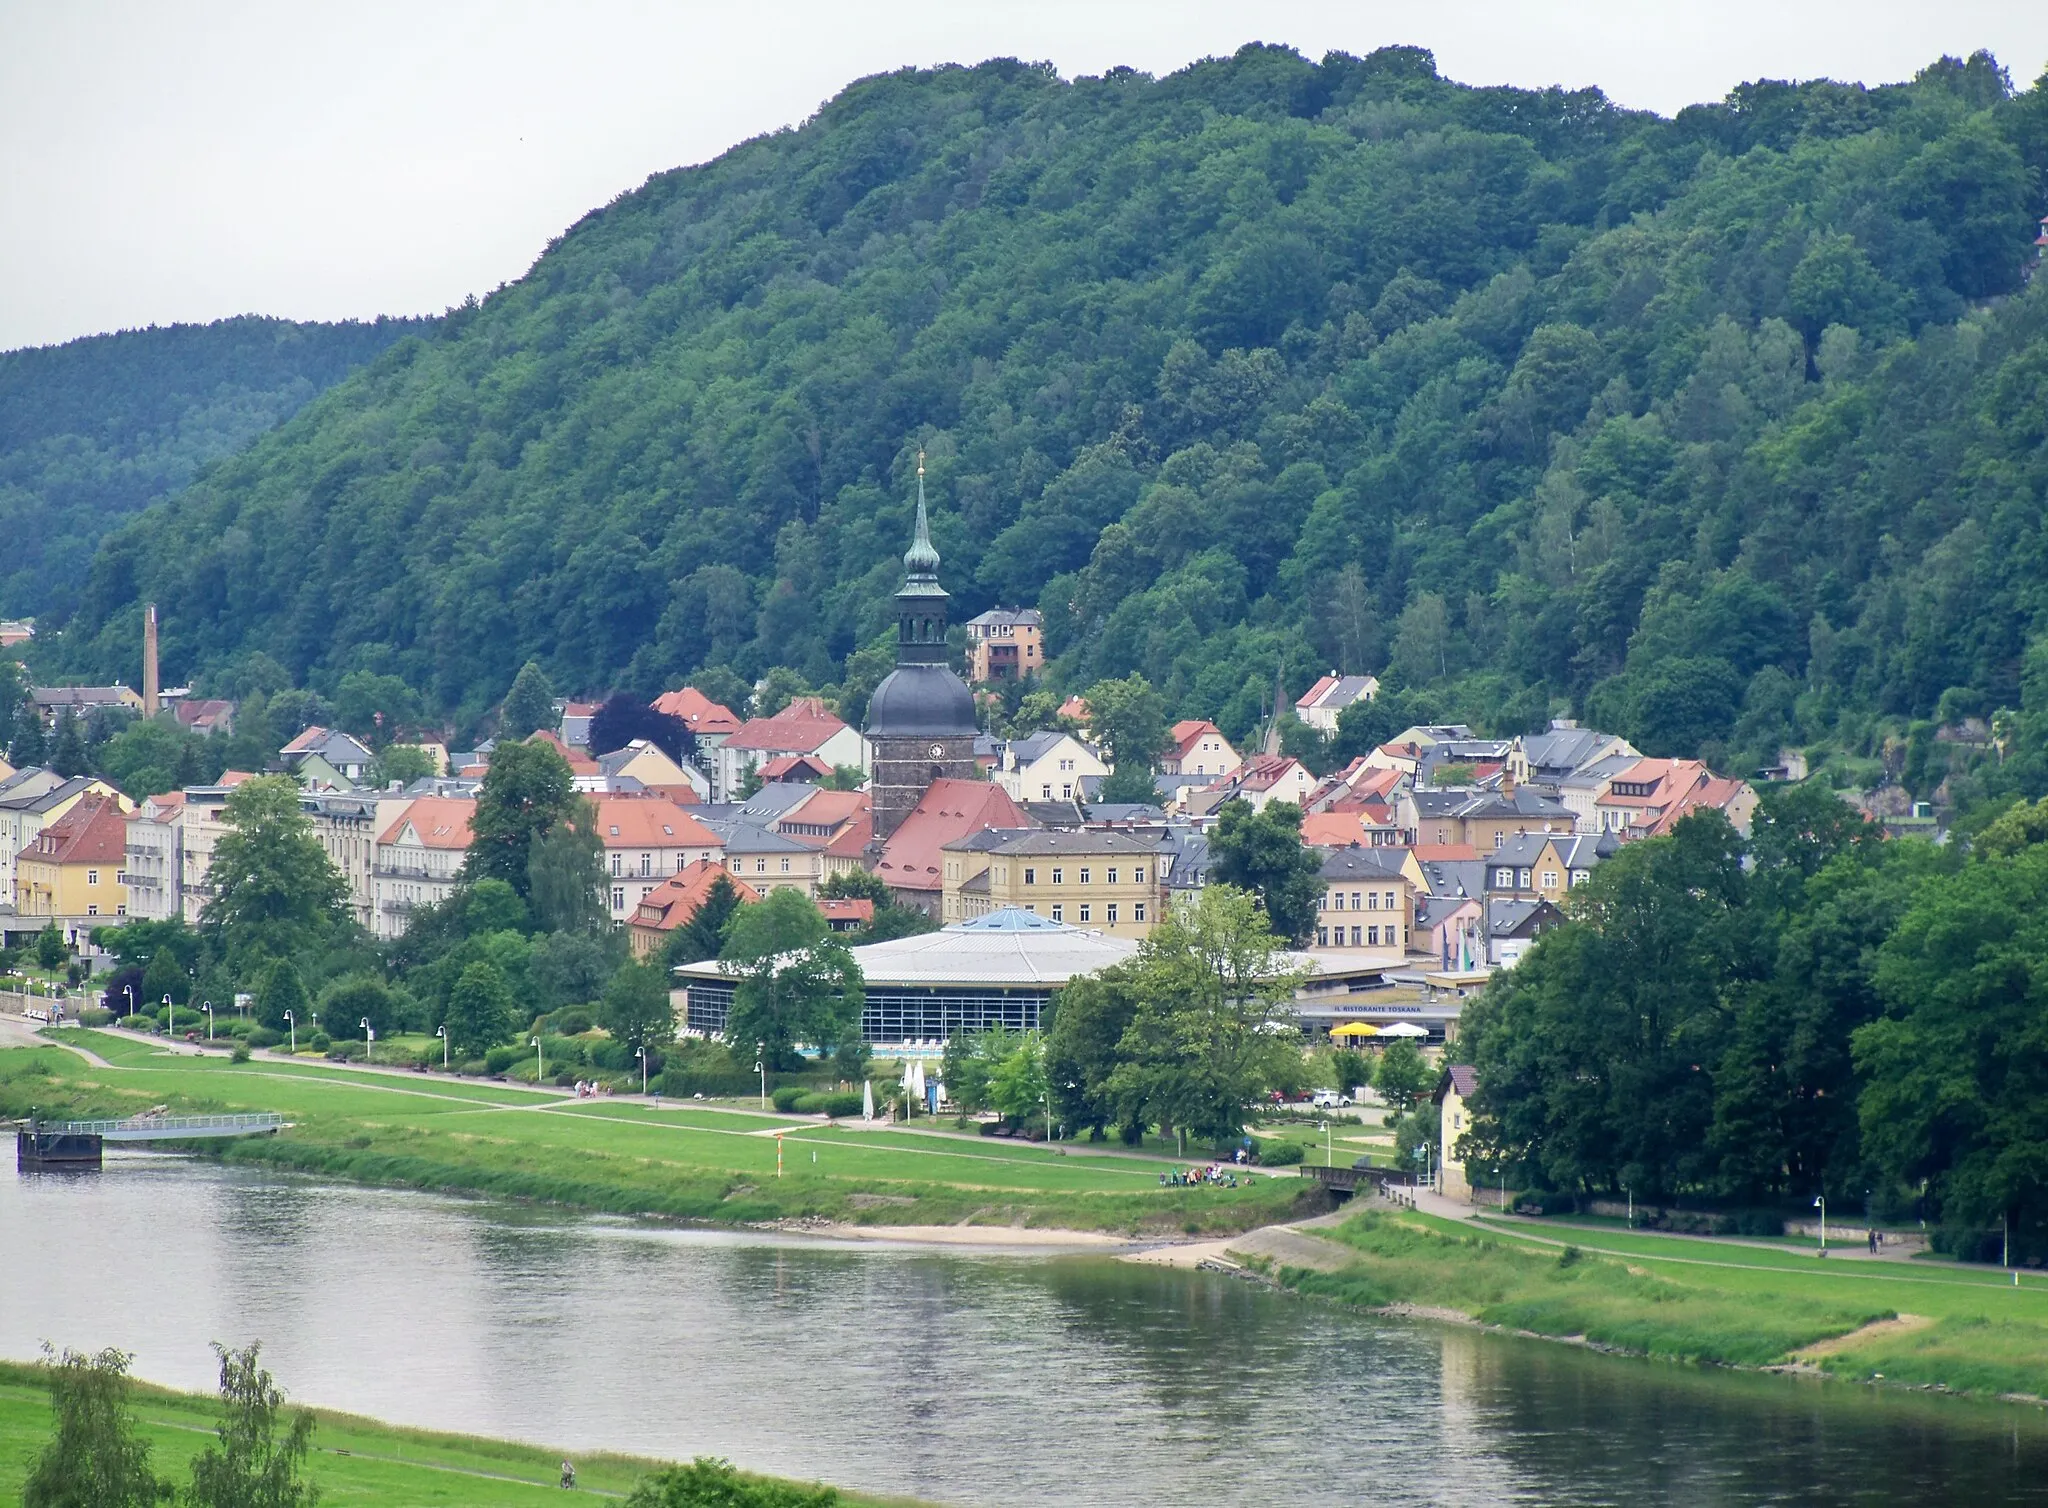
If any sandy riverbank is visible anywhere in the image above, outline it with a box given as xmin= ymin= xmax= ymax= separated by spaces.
xmin=775 ymin=1220 xmax=1135 ymax=1250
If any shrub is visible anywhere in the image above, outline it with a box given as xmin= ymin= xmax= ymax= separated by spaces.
xmin=817 ymin=1092 xmax=862 ymax=1118
xmin=456 ymin=1057 xmax=490 ymax=1077
xmin=1259 ymin=1141 xmax=1305 ymax=1166
xmin=78 ymin=1007 xmax=114 ymax=1027
xmin=246 ymin=1027 xmax=282 ymax=1049
xmin=771 ymin=1086 xmax=807 ymax=1112
xmin=307 ymin=1030 xmax=332 ymax=1052
xmin=589 ymin=1039 xmax=632 ymax=1072
xmin=230 ymin=1044 xmax=251 ymax=1064
xmin=123 ymin=1015 xmax=157 ymax=1034
xmin=326 ymin=1041 xmax=364 ymax=1062
xmin=551 ymin=1008 xmax=594 ymax=1036
xmin=483 ymin=1045 xmax=527 ymax=1075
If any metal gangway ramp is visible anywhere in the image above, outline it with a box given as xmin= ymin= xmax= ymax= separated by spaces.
xmin=17 ymin=1112 xmax=287 ymax=1166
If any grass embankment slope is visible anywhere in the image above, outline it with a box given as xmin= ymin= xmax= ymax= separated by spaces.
xmin=1269 ymin=1207 xmax=2048 ymax=1401
xmin=0 ymin=1034 xmax=1304 ymax=1235
xmin=0 ymin=1362 xmax=929 ymax=1506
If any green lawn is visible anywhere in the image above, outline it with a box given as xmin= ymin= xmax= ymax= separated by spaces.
xmin=1275 ymin=1207 xmax=2048 ymax=1400
xmin=0 ymin=1036 xmax=1306 ymax=1235
xmin=0 ymin=1362 xmax=929 ymax=1506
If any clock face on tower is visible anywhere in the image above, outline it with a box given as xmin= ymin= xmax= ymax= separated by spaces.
xmin=928 ymin=744 xmax=946 ymax=758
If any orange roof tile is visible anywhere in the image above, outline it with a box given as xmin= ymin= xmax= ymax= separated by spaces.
xmin=651 ymin=687 xmax=742 ymax=735
xmin=629 ymin=859 xmax=760 ymax=934
xmin=377 ymin=796 xmax=473 ymax=850
xmin=591 ymin=797 xmax=722 ymax=850
xmin=873 ymin=780 xmax=1034 ymax=893
xmin=725 ymin=697 xmax=849 ymax=755
xmin=1411 ymin=843 xmax=1481 ymax=861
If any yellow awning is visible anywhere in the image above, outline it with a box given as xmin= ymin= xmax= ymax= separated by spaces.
xmin=1329 ymin=1021 xmax=1380 ymax=1038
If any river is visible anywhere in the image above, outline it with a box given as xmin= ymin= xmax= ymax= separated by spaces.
xmin=4 ymin=1155 xmax=2045 ymax=1505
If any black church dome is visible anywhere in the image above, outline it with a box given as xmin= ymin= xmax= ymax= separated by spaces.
xmin=866 ymin=664 xmax=977 ymax=737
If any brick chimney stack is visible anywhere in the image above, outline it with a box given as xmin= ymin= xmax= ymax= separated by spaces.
xmin=142 ymin=603 xmax=159 ymax=718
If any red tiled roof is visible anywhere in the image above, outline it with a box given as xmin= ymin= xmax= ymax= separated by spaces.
xmin=591 ymin=797 xmax=722 ymax=851
xmin=1296 ymin=674 xmax=1339 ymax=710
xmin=1643 ymin=774 xmax=1750 ymax=836
xmin=725 ymin=697 xmax=849 ymax=755
xmin=527 ymin=729 xmax=600 ymax=775
xmin=377 ymin=796 xmax=473 ymax=850
xmin=818 ymin=898 xmax=875 ymax=926
xmin=1411 ymin=843 xmax=1481 ymax=861
xmin=873 ymin=779 xmax=1035 ymax=893
xmin=28 ymin=795 xmax=127 ymax=866
xmin=780 ymin=788 xmax=867 ymax=830
xmin=1300 ymin=811 xmax=1387 ymax=848
xmin=629 ymin=859 xmax=760 ymax=934
xmin=760 ymin=753 xmax=833 ymax=782
xmin=1228 ymin=754 xmax=1307 ymax=792
xmin=823 ymin=816 xmax=873 ymax=860
xmin=1168 ymin=719 xmax=1224 ymax=760
xmin=651 ymin=687 xmax=742 ymax=735
xmin=279 ymin=725 xmax=329 ymax=756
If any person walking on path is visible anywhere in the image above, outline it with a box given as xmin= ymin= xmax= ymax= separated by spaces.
xmin=561 ymin=1459 xmax=576 ymax=1489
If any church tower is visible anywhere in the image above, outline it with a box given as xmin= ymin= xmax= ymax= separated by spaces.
xmin=865 ymin=453 xmax=980 ymax=843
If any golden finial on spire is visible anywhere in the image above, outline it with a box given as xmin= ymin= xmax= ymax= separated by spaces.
xmin=917 ymin=448 xmax=926 ymax=478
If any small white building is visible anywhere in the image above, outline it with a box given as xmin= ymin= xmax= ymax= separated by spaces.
xmin=716 ymin=698 xmax=869 ymax=801
xmin=595 ymin=797 xmax=725 ymax=923
xmin=1294 ymin=674 xmax=1380 ymax=735
xmin=121 ymin=792 xmax=188 ymax=923
xmin=370 ymin=796 xmax=473 ymax=939
xmin=994 ymin=730 xmax=1109 ymax=804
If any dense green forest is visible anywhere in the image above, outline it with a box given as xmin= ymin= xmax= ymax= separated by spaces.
xmin=0 ymin=314 xmax=425 ymax=621
xmin=1461 ymin=787 xmax=2048 ymax=1260
xmin=41 ymin=45 xmax=2048 ymax=789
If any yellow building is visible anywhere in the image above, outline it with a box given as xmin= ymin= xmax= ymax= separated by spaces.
xmin=15 ymin=793 xmax=133 ymax=922
xmin=942 ymin=829 xmax=1162 ymax=938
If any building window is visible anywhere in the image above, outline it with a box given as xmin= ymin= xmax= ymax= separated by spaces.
xmin=612 ymin=888 xmax=625 ymax=910
xmin=87 ymin=905 xmax=98 ymax=916
xmin=640 ymin=854 xmax=652 ymax=876
xmin=1316 ymin=926 xmax=1328 ymax=946
xmin=1079 ymin=867 xmax=1091 ymax=885
xmin=1024 ymin=867 xmax=1036 ymax=886
xmin=780 ymin=857 xmax=791 ymax=874
xmin=1518 ymin=869 xmax=1531 ymax=887
xmin=1051 ymin=867 xmax=1063 ymax=885
xmin=1041 ymin=784 xmax=1052 ymax=799
xmin=1543 ymin=871 xmax=1559 ymax=889
xmin=1368 ymin=926 xmax=1380 ymax=946
xmin=1062 ymin=784 xmax=1072 ymax=799
xmin=1133 ymin=867 xmax=1145 ymax=884
xmin=756 ymin=859 xmax=767 ymax=874
xmin=1495 ymin=868 xmax=1512 ymax=887
xmin=87 ymin=870 xmax=98 ymax=886
xmin=1079 ymin=904 xmax=1092 ymax=923
xmin=1354 ymin=891 xmax=1364 ymax=910
xmin=1107 ymin=867 xmax=1119 ymax=885
xmin=610 ymin=854 xmax=622 ymax=876
xmin=1330 ymin=891 xmax=1343 ymax=911
xmin=1350 ymin=926 xmax=1362 ymax=946
xmin=1024 ymin=904 xmax=1035 ymax=913
xmin=1107 ymin=903 xmax=1119 ymax=924
xmin=1051 ymin=904 xmax=1064 ymax=922
xmin=1133 ymin=903 xmax=1147 ymax=923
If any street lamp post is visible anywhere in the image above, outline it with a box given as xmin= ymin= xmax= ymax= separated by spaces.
xmin=1814 ymin=1194 xmax=1827 ymax=1253
xmin=161 ymin=994 xmax=172 ymax=1034
xmin=1043 ymin=1090 xmax=1052 ymax=1145
xmin=757 ymin=1042 xmax=766 ymax=1109
xmin=531 ymin=1035 xmax=543 ymax=1085
xmin=361 ymin=1018 xmax=375 ymax=1065
xmin=637 ymin=1047 xmax=648 ymax=1097
xmin=122 ymin=984 xmax=134 ymax=1019
xmin=1322 ymin=1119 xmax=1332 ymax=1168
xmin=201 ymin=1002 xmax=214 ymax=1041
xmin=284 ymin=1010 xmax=296 ymax=1055
xmin=435 ymin=1025 xmax=449 ymax=1070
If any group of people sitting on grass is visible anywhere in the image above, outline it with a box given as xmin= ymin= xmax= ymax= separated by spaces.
xmin=571 ymin=1080 xmax=612 ymax=1099
xmin=1160 ymin=1164 xmax=1240 ymax=1188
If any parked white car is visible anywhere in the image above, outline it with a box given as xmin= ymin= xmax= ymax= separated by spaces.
xmin=1310 ymin=1089 xmax=1345 ymax=1109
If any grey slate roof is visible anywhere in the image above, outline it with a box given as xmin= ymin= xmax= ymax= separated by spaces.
xmin=956 ymin=828 xmax=1162 ymax=857
xmin=1318 ymin=846 xmax=1411 ymax=881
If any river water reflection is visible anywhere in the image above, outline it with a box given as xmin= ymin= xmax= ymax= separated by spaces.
xmin=4 ymin=1156 xmax=2045 ymax=1505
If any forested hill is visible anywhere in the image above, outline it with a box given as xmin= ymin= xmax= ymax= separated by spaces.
xmin=48 ymin=45 xmax=2048 ymax=781
xmin=0 ymin=314 xmax=427 ymax=620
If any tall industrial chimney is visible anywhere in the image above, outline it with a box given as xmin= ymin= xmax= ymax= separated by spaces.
xmin=143 ymin=603 xmax=159 ymax=718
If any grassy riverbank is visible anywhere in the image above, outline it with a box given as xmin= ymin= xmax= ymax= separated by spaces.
xmin=1265 ymin=1208 xmax=2048 ymax=1401
xmin=0 ymin=1033 xmax=1307 ymax=1236
xmin=0 ymin=1361 xmax=929 ymax=1505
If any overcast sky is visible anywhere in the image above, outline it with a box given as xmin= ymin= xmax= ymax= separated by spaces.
xmin=4 ymin=1 xmax=2044 ymax=352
